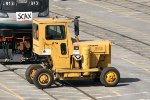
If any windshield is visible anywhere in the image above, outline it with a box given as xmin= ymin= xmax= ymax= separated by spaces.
xmin=46 ymin=25 xmax=65 ymax=40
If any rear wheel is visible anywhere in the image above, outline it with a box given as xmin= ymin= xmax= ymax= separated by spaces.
xmin=25 ymin=64 xmax=43 ymax=84
xmin=100 ymin=67 xmax=120 ymax=87
xmin=33 ymin=69 xmax=54 ymax=89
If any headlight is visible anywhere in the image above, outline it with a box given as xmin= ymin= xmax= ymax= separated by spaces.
xmin=3 ymin=0 xmax=16 ymax=6
xmin=0 ymin=12 xmax=8 ymax=18
xmin=30 ymin=0 xmax=40 ymax=6
xmin=38 ymin=8 xmax=49 ymax=17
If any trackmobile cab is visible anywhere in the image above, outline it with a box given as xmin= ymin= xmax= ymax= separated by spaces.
xmin=0 ymin=0 xmax=49 ymax=62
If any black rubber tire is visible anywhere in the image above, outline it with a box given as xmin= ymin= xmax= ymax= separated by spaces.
xmin=100 ymin=67 xmax=120 ymax=87
xmin=33 ymin=69 xmax=54 ymax=89
xmin=25 ymin=64 xmax=43 ymax=84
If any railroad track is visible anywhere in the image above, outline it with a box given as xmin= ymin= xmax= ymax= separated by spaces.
xmin=1 ymin=13 xmax=149 ymax=100
xmin=1 ymin=3 xmax=150 ymax=98
xmin=62 ymin=80 xmax=97 ymax=100
xmin=79 ymin=21 xmax=150 ymax=59
xmin=126 ymin=0 xmax=150 ymax=8
xmin=0 ymin=1 xmax=149 ymax=100
xmin=2 ymin=64 xmax=57 ymax=100
xmin=2 ymin=64 xmax=97 ymax=100
xmin=100 ymin=0 xmax=150 ymax=16
xmin=50 ymin=11 xmax=150 ymax=59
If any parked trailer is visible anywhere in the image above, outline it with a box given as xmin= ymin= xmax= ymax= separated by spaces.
xmin=0 ymin=0 xmax=49 ymax=62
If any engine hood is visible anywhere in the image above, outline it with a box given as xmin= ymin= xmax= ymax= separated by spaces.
xmin=75 ymin=40 xmax=111 ymax=54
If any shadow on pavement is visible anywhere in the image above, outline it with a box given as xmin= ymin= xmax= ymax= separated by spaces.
xmin=51 ymin=78 xmax=141 ymax=88
xmin=120 ymin=78 xmax=140 ymax=83
xmin=1 ymin=61 xmax=40 ymax=65
xmin=54 ymin=80 xmax=103 ymax=88
xmin=116 ymin=78 xmax=141 ymax=87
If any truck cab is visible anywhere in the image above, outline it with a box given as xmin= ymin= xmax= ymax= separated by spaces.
xmin=32 ymin=17 xmax=73 ymax=68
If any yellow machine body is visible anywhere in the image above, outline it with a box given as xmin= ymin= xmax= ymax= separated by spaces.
xmin=32 ymin=17 xmax=111 ymax=80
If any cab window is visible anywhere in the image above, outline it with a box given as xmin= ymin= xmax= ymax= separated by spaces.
xmin=32 ymin=23 xmax=39 ymax=40
xmin=46 ymin=25 xmax=65 ymax=40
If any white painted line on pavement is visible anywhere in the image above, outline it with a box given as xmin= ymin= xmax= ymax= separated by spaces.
xmin=52 ymin=5 xmax=64 ymax=9
xmin=78 ymin=0 xmax=88 ymax=3
xmin=52 ymin=5 xmax=72 ymax=11
xmin=79 ymin=0 xmax=150 ymax=24
xmin=0 ymin=89 xmax=18 ymax=98
xmin=121 ymin=58 xmax=150 ymax=73
xmin=49 ymin=90 xmax=83 ymax=94
xmin=24 ymin=97 xmax=53 ymax=99
xmin=0 ymin=82 xmax=24 ymax=100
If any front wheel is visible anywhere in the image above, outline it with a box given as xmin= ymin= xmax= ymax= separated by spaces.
xmin=25 ymin=64 xmax=43 ymax=84
xmin=100 ymin=67 xmax=120 ymax=87
xmin=33 ymin=69 xmax=54 ymax=89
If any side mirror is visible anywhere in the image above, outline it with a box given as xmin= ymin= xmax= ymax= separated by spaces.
xmin=74 ymin=16 xmax=80 ymax=36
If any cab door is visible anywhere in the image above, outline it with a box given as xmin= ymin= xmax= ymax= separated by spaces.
xmin=44 ymin=24 xmax=70 ymax=68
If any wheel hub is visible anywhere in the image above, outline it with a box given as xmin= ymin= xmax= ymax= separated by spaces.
xmin=30 ymin=68 xmax=38 ymax=80
xmin=105 ymin=71 xmax=117 ymax=83
xmin=38 ymin=73 xmax=50 ymax=85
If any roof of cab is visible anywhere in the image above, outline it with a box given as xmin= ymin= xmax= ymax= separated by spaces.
xmin=33 ymin=17 xmax=72 ymax=24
